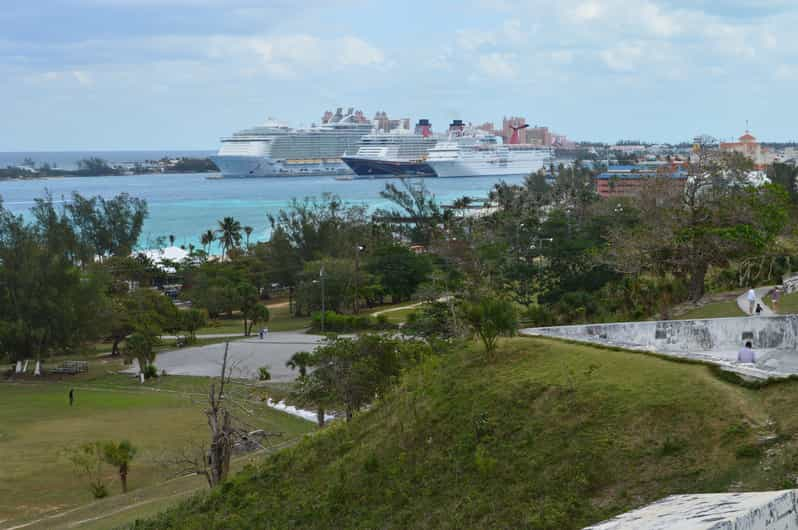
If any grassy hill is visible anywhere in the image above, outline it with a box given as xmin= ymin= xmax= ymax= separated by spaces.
xmin=130 ymin=337 xmax=798 ymax=529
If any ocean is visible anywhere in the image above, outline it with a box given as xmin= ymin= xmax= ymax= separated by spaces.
xmin=0 ymin=171 xmax=524 ymax=250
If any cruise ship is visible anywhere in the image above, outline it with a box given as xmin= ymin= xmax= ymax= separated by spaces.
xmin=210 ymin=108 xmax=373 ymax=178
xmin=426 ymin=120 xmax=553 ymax=178
xmin=340 ymin=119 xmax=438 ymax=178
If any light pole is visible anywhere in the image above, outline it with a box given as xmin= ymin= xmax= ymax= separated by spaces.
xmin=353 ymin=244 xmax=366 ymax=314
xmin=320 ymin=266 xmax=326 ymax=333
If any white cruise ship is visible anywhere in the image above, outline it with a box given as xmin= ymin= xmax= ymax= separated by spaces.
xmin=210 ymin=107 xmax=373 ymax=178
xmin=340 ymin=119 xmax=438 ymax=178
xmin=426 ymin=120 xmax=552 ymax=178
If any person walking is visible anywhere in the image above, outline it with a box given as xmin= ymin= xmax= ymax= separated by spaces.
xmin=747 ymin=287 xmax=757 ymax=315
xmin=69 ymin=388 xmax=74 ymax=406
xmin=772 ymin=286 xmax=782 ymax=313
xmin=737 ymin=341 xmax=756 ymax=363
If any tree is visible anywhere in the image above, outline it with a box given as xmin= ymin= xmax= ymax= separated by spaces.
xmin=103 ymin=440 xmax=137 ymax=493
xmin=237 ymin=282 xmax=260 ymax=336
xmin=66 ymin=192 xmax=148 ymax=260
xmin=376 ymin=178 xmax=443 ymax=245
xmin=216 ymin=217 xmax=242 ymax=258
xmin=366 ymin=244 xmax=432 ymax=302
xmin=243 ymin=226 xmax=253 ymax=249
xmin=108 ymin=289 xmax=178 ymax=356
xmin=124 ymin=331 xmax=158 ymax=378
xmin=463 ymin=296 xmax=518 ymax=358
xmin=289 ymin=335 xmax=432 ymax=423
xmin=0 ymin=202 xmax=111 ymax=363
xmin=68 ymin=442 xmax=108 ymax=499
xmin=603 ymin=154 xmax=790 ymax=300
xmin=180 ymin=308 xmax=208 ymax=343
xmin=201 ymin=229 xmax=215 ymax=255
xmin=244 ymin=304 xmax=270 ymax=337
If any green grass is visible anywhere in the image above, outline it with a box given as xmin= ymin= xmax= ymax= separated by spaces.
xmin=678 ymin=299 xmax=744 ymax=319
xmin=194 ymin=303 xmax=310 ymax=335
xmin=0 ymin=357 xmax=315 ymax=529
xmin=131 ymin=336 xmax=798 ymax=529
xmin=379 ymin=306 xmax=420 ymax=324
xmin=768 ymin=291 xmax=798 ymax=314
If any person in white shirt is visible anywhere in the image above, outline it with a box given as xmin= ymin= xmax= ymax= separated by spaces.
xmin=746 ymin=288 xmax=756 ymax=315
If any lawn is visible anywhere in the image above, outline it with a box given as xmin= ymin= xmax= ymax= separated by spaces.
xmin=0 ymin=356 xmax=315 ymax=529
xmin=678 ymin=299 xmax=745 ymax=319
xmin=768 ymin=291 xmax=798 ymax=314
xmin=195 ymin=302 xmax=311 ymax=335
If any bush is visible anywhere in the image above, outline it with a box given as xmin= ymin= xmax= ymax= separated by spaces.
xmin=143 ymin=364 xmax=158 ymax=380
xmin=311 ymin=311 xmax=393 ymax=332
xmin=258 ymin=367 xmax=271 ymax=381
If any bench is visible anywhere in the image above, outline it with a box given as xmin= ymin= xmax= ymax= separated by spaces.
xmin=49 ymin=360 xmax=89 ymax=375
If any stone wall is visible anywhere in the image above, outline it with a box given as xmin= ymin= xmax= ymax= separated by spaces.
xmin=585 ymin=490 xmax=798 ymax=529
xmin=521 ymin=316 xmax=798 ymax=380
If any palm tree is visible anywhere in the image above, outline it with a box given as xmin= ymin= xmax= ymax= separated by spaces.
xmin=103 ymin=440 xmax=137 ymax=493
xmin=244 ymin=226 xmax=253 ymax=249
xmin=216 ymin=217 xmax=242 ymax=258
xmin=168 ymin=234 xmax=175 ymax=247
xmin=200 ymin=229 xmax=215 ymax=255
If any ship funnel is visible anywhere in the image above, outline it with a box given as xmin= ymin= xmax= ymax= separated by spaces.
xmin=509 ymin=123 xmax=530 ymax=145
xmin=448 ymin=120 xmax=465 ymax=136
xmin=415 ymin=119 xmax=432 ymax=138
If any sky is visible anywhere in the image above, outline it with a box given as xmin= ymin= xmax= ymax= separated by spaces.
xmin=3 ymin=0 xmax=798 ymax=150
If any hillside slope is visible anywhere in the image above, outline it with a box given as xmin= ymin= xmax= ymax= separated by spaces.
xmin=130 ymin=337 xmax=798 ymax=529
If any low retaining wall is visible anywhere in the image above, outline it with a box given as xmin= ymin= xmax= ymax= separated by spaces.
xmin=585 ymin=490 xmax=798 ymax=529
xmin=522 ymin=316 xmax=798 ymax=380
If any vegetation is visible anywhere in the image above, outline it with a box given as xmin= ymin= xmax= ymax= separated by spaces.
xmin=132 ymin=337 xmax=798 ymax=529
xmin=0 ymin=361 xmax=314 ymax=526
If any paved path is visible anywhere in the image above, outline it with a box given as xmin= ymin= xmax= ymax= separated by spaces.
xmin=736 ymin=286 xmax=775 ymax=316
xmin=161 ymin=333 xmax=244 ymax=340
xmin=127 ymin=332 xmax=323 ymax=381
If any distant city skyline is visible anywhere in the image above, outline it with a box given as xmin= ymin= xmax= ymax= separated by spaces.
xmin=4 ymin=0 xmax=798 ymax=150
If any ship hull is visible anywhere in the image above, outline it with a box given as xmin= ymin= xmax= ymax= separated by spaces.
xmin=341 ymin=157 xmax=436 ymax=179
xmin=210 ymin=155 xmax=353 ymax=178
xmin=428 ymin=157 xmax=548 ymax=178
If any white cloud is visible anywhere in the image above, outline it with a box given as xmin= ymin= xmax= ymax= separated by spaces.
xmin=72 ymin=70 xmax=93 ymax=86
xmin=599 ymin=44 xmax=643 ymax=72
xmin=477 ymin=52 xmax=517 ymax=79
xmin=570 ymin=1 xmax=602 ymax=22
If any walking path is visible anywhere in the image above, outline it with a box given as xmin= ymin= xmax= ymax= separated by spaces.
xmin=160 ymin=333 xmax=244 ymax=340
xmin=736 ymin=286 xmax=775 ymax=316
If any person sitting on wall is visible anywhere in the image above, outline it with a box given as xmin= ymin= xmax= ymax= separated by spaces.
xmin=737 ymin=341 xmax=756 ymax=364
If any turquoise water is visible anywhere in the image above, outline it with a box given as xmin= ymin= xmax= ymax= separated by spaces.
xmin=0 ymin=173 xmax=521 ymax=249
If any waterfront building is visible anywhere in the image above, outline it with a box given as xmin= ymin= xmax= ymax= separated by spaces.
xmin=595 ymin=164 xmax=687 ymax=198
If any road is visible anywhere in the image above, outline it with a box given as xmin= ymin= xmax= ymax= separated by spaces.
xmin=127 ymin=332 xmax=323 ymax=381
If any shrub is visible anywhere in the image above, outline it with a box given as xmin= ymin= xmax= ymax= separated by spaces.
xmin=311 ymin=311 xmax=393 ymax=332
xmin=258 ymin=367 xmax=271 ymax=381
xmin=143 ymin=364 xmax=158 ymax=380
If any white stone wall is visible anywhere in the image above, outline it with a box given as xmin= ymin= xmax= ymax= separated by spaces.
xmin=585 ymin=490 xmax=798 ymax=530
